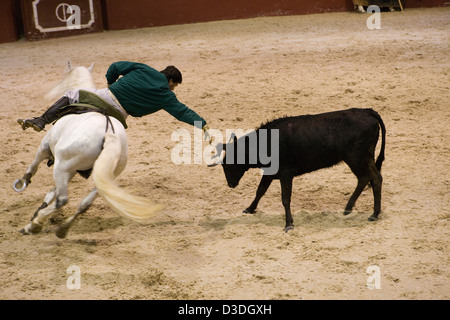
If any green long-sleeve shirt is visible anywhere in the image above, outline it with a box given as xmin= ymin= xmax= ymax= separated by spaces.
xmin=106 ymin=61 xmax=206 ymax=127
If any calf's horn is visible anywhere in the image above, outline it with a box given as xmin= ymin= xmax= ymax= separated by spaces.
xmin=207 ymin=149 xmax=225 ymax=167
xmin=207 ymin=133 xmax=234 ymax=167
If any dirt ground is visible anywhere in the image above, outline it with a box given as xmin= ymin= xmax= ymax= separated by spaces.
xmin=0 ymin=8 xmax=449 ymax=300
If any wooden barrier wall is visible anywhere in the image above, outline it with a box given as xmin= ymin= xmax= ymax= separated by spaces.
xmin=0 ymin=0 xmax=21 ymax=43
xmin=102 ymin=0 xmax=355 ymax=30
xmin=0 ymin=0 xmax=448 ymax=43
xmin=101 ymin=0 xmax=449 ymax=30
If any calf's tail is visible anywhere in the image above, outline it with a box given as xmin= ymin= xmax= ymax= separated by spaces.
xmin=368 ymin=109 xmax=386 ymax=171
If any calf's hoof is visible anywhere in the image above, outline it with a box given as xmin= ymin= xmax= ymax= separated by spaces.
xmin=343 ymin=209 xmax=352 ymax=216
xmin=284 ymin=225 xmax=294 ymax=233
xmin=243 ymin=208 xmax=255 ymax=214
xmin=368 ymin=214 xmax=379 ymax=221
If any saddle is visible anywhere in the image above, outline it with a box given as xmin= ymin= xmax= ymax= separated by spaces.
xmin=56 ymin=90 xmax=128 ymax=129
xmin=48 ymin=90 xmax=128 ymax=178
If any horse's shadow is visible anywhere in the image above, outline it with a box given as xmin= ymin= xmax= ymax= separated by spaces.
xmin=48 ymin=214 xmax=125 ymax=235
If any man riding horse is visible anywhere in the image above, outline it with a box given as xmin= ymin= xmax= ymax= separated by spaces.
xmin=18 ymin=61 xmax=210 ymax=138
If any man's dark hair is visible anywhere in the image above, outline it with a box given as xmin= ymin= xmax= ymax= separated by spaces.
xmin=160 ymin=66 xmax=182 ymax=84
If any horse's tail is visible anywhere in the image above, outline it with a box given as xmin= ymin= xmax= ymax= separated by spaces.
xmin=92 ymin=132 xmax=165 ymax=222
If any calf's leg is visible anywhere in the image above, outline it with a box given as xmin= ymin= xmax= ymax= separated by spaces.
xmin=280 ymin=176 xmax=294 ymax=232
xmin=244 ymin=175 xmax=273 ymax=214
xmin=344 ymin=157 xmax=372 ymax=216
xmin=344 ymin=175 xmax=371 ymax=216
xmin=369 ymin=162 xmax=383 ymax=221
xmin=344 ymin=157 xmax=383 ymax=221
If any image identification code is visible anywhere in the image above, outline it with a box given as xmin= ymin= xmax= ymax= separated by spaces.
xmin=178 ymin=304 xmax=272 ymax=317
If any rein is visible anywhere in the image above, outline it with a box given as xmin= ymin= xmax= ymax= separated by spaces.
xmin=104 ymin=113 xmax=116 ymax=134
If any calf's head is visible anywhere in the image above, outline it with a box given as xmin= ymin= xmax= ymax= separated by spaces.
xmin=208 ymin=136 xmax=249 ymax=188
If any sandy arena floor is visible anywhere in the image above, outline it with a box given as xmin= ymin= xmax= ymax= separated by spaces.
xmin=0 ymin=7 xmax=449 ymax=300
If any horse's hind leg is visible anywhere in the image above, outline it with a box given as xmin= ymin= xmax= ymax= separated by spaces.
xmin=56 ymin=188 xmax=98 ymax=239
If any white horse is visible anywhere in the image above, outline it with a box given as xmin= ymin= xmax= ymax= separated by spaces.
xmin=13 ymin=62 xmax=164 ymax=238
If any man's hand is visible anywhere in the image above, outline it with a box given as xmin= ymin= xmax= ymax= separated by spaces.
xmin=202 ymin=124 xmax=213 ymax=144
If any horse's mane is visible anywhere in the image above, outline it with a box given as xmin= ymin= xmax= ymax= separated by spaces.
xmin=44 ymin=61 xmax=95 ymax=100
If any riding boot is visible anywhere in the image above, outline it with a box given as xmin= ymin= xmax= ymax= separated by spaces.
xmin=17 ymin=96 xmax=70 ymax=132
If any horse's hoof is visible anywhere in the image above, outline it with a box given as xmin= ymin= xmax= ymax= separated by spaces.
xmin=55 ymin=225 xmax=69 ymax=239
xmin=30 ymin=223 xmax=43 ymax=234
xmin=20 ymin=223 xmax=42 ymax=235
xmin=13 ymin=179 xmax=27 ymax=193
xmin=243 ymin=208 xmax=255 ymax=214
xmin=368 ymin=215 xmax=379 ymax=222
xmin=284 ymin=225 xmax=294 ymax=233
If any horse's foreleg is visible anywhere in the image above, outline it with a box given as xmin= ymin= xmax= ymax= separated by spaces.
xmin=20 ymin=170 xmax=72 ymax=235
xmin=21 ymin=197 xmax=67 ymax=235
xmin=56 ymin=188 xmax=98 ymax=238
xmin=21 ymin=202 xmax=58 ymax=235
xmin=13 ymin=141 xmax=52 ymax=192
xmin=31 ymin=186 xmax=57 ymax=219
xmin=19 ymin=187 xmax=57 ymax=235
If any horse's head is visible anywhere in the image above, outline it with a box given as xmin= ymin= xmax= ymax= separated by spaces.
xmin=45 ymin=61 xmax=96 ymax=101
